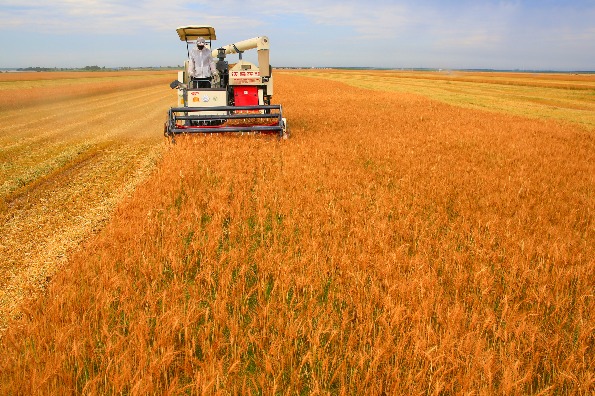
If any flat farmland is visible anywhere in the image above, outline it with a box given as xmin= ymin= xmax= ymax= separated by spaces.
xmin=0 ymin=71 xmax=172 ymax=331
xmin=0 ymin=70 xmax=593 ymax=394
xmin=294 ymin=70 xmax=595 ymax=130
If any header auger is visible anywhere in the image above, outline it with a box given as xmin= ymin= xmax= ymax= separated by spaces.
xmin=164 ymin=25 xmax=288 ymax=142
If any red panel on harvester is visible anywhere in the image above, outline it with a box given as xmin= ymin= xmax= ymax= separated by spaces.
xmin=234 ymin=86 xmax=259 ymax=106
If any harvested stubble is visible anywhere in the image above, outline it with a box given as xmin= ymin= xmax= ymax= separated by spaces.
xmin=0 ymin=72 xmax=594 ymax=394
xmin=0 ymin=70 xmax=174 ymax=110
xmin=0 ymin=72 xmax=169 ymax=333
xmin=292 ymin=69 xmax=595 ymax=130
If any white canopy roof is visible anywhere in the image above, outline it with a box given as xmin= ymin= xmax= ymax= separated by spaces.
xmin=176 ymin=25 xmax=217 ymax=42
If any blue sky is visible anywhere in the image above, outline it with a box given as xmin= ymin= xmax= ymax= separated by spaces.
xmin=0 ymin=0 xmax=593 ymax=70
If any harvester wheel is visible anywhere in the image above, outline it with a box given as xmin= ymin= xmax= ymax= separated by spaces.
xmin=164 ymin=119 xmax=177 ymax=144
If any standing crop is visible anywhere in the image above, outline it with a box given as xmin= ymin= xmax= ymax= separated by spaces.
xmin=1 ymin=72 xmax=593 ymax=394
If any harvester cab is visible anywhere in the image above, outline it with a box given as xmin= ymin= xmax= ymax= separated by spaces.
xmin=164 ymin=25 xmax=288 ymax=142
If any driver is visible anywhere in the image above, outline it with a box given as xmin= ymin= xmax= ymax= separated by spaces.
xmin=188 ymin=37 xmax=218 ymax=88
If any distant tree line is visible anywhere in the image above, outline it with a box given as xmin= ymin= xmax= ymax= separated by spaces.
xmin=14 ymin=66 xmax=180 ymax=72
xmin=16 ymin=66 xmax=104 ymax=72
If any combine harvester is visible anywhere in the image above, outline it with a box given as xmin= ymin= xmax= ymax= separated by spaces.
xmin=164 ymin=25 xmax=288 ymax=142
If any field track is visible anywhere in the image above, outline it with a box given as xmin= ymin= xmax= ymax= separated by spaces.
xmin=0 ymin=70 xmax=594 ymax=393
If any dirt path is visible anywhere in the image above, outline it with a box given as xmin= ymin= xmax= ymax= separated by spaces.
xmin=0 ymin=78 xmax=171 ymax=333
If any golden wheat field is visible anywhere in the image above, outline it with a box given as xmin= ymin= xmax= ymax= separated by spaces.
xmin=0 ymin=69 xmax=593 ymax=394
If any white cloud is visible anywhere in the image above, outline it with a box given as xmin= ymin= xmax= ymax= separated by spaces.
xmin=212 ymin=0 xmax=414 ymax=39
xmin=1 ymin=0 xmax=593 ymax=69
xmin=0 ymin=0 xmax=236 ymax=34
